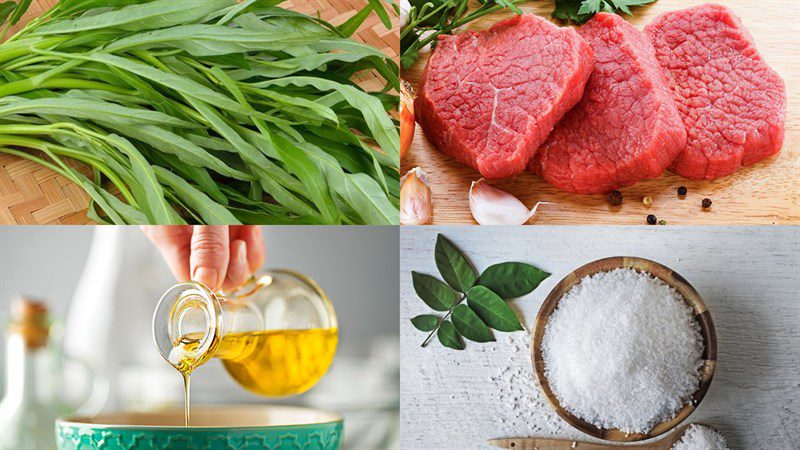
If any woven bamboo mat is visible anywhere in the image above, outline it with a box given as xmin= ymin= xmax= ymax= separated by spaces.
xmin=0 ymin=0 xmax=398 ymax=224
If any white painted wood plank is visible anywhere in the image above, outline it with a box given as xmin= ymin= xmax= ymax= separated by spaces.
xmin=400 ymin=226 xmax=800 ymax=449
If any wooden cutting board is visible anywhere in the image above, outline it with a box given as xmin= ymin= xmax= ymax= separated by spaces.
xmin=402 ymin=0 xmax=800 ymax=225
xmin=0 ymin=0 xmax=398 ymax=224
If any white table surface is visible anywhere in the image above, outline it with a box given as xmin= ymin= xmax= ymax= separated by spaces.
xmin=400 ymin=226 xmax=800 ymax=450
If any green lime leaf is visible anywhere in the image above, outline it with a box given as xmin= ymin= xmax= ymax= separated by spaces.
xmin=467 ymin=286 xmax=523 ymax=332
xmin=437 ymin=320 xmax=465 ymax=350
xmin=411 ymin=314 xmax=440 ymax=332
xmin=412 ymin=272 xmax=459 ymax=312
xmin=435 ymin=234 xmax=477 ymax=292
xmin=451 ymin=304 xmax=494 ymax=343
xmin=477 ymin=262 xmax=550 ymax=299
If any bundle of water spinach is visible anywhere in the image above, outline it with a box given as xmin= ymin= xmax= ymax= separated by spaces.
xmin=0 ymin=0 xmax=400 ymax=225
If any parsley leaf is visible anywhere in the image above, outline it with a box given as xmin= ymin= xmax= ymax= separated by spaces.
xmin=553 ymin=0 xmax=657 ymax=23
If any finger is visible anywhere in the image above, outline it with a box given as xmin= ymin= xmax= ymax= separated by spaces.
xmin=189 ymin=225 xmax=229 ymax=291
xmin=141 ymin=225 xmax=193 ymax=282
xmin=222 ymin=239 xmax=250 ymax=291
xmin=239 ymin=225 xmax=266 ymax=272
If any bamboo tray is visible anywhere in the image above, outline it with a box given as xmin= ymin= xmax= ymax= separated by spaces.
xmin=0 ymin=0 xmax=398 ymax=224
xmin=401 ymin=0 xmax=800 ymax=225
xmin=531 ymin=256 xmax=717 ymax=442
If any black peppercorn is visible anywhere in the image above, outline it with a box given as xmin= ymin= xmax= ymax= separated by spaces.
xmin=609 ymin=190 xmax=623 ymax=206
xmin=677 ymin=186 xmax=687 ymax=196
xmin=646 ymin=214 xmax=657 ymax=225
xmin=702 ymin=198 xmax=712 ymax=209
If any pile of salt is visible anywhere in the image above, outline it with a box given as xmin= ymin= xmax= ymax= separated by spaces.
xmin=541 ymin=268 xmax=704 ymax=434
xmin=671 ymin=424 xmax=729 ymax=450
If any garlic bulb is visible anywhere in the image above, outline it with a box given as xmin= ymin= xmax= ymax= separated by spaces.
xmin=400 ymin=167 xmax=432 ymax=225
xmin=400 ymin=79 xmax=415 ymax=160
xmin=469 ymin=178 xmax=549 ymax=225
xmin=399 ymin=0 xmax=411 ymax=29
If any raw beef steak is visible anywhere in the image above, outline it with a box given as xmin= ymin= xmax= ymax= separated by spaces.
xmin=415 ymin=14 xmax=594 ymax=179
xmin=644 ymin=4 xmax=786 ymax=180
xmin=531 ymin=13 xmax=686 ymax=194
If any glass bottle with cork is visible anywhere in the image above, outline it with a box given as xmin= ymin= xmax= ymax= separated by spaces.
xmin=0 ymin=299 xmax=67 ymax=449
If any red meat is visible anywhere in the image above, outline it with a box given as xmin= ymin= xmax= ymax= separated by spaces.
xmin=531 ymin=13 xmax=686 ymax=194
xmin=415 ymin=14 xmax=594 ymax=179
xmin=645 ymin=4 xmax=786 ymax=180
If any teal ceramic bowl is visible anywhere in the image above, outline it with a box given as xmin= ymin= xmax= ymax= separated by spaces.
xmin=56 ymin=405 xmax=343 ymax=449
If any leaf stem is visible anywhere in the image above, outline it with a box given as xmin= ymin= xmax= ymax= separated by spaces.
xmin=421 ymin=293 xmax=466 ymax=348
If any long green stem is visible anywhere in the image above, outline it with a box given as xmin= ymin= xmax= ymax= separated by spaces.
xmin=0 ymin=77 xmax=134 ymax=97
xmin=0 ymin=36 xmax=70 ymax=65
xmin=421 ymin=294 xmax=467 ymax=348
xmin=0 ymin=133 xmax=136 ymax=205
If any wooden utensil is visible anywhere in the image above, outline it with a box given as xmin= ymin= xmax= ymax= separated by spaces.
xmin=531 ymin=257 xmax=717 ymax=442
xmin=488 ymin=422 xmax=716 ymax=449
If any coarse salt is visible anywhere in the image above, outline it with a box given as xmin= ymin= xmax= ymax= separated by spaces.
xmin=542 ymin=268 xmax=704 ymax=434
xmin=672 ymin=424 xmax=729 ymax=450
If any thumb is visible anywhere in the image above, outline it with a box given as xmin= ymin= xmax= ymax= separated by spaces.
xmin=189 ymin=225 xmax=229 ymax=291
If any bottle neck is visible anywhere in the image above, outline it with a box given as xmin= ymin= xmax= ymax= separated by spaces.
xmin=154 ymin=282 xmax=262 ymax=373
xmin=4 ymin=333 xmax=45 ymax=404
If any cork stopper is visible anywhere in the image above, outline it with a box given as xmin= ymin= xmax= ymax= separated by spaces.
xmin=9 ymin=297 xmax=49 ymax=349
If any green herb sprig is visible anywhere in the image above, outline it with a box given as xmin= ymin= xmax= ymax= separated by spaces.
xmin=0 ymin=0 xmax=400 ymax=225
xmin=410 ymin=234 xmax=549 ymax=350
xmin=402 ymin=0 xmax=659 ymax=70
xmin=400 ymin=0 xmax=523 ymax=70
xmin=553 ymin=0 xmax=657 ymax=24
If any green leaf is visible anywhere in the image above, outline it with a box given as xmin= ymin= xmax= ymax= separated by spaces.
xmin=411 ymin=314 xmax=439 ymax=332
xmin=411 ymin=272 xmax=458 ymax=312
xmin=253 ymin=76 xmax=399 ymax=161
xmin=104 ymin=134 xmax=181 ymax=225
xmin=451 ymin=304 xmax=494 ymax=343
xmin=8 ymin=0 xmax=31 ymax=25
xmin=35 ymin=0 xmax=231 ymax=34
xmin=437 ymin=320 xmax=464 ymax=350
xmin=153 ymin=166 xmax=240 ymax=225
xmin=491 ymin=0 xmax=522 ymax=15
xmin=466 ymin=286 xmax=523 ymax=332
xmin=216 ymin=0 xmax=282 ymax=26
xmin=338 ymin=3 xmax=373 ymax=37
xmin=48 ymin=0 xmax=147 ymax=19
xmin=0 ymin=2 xmax=17 ymax=25
xmin=271 ymin=133 xmax=339 ymax=224
xmin=476 ymin=262 xmax=550 ymax=299
xmin=435 ymin=235 xmax=477 ymax=292
xmin=578 ymin=0 xmax=601 ymax=15
xmin=0 ymin=97 xmax=198 ymax=129
xmin=367 ymin=0 xmax=392 ymax=29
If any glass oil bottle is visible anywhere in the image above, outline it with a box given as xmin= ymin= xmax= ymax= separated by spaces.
xmin=152 ymin=270 xmax=338 ymax=426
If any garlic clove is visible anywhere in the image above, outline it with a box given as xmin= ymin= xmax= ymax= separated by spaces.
xmin=400 ymin=167 xmax=432 ymax=225
xmin=400 ymin=79 xmax=415 ymax=161
xmin=399 ymin=0 xmax=411 ymax=29
xmin=469 ymin=178 xmax=549 ymax=225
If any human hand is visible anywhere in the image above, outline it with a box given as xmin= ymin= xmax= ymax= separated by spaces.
xmin=142 ymin=225 xmax=265 ymax=291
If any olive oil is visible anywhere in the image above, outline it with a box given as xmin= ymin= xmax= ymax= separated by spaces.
xmin=168 ymin=335 xmax=206 ymax=427
xmin=218 ymin=328 xmax=338 ymax=397
xmin=167 ymin=328 xmax=338 ymax=425
xmin=154 ymin=271 xmax=339 ymax=427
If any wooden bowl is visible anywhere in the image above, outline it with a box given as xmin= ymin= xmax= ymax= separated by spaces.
xmin=531 ymin=256 xmax=717 ymax=442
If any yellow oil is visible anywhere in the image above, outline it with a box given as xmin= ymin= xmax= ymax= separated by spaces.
xmin=217 ymin=328 xmax=338 ymax=397
xmin=169 ymin=335 xmax=205 ymax=427
xmin=168 ymin=328 xmax=337 ymax=425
